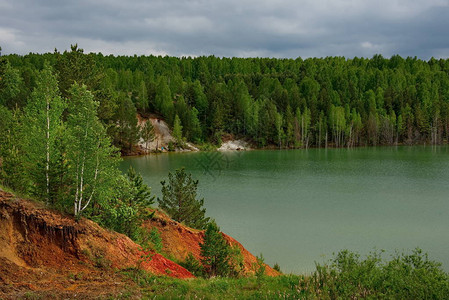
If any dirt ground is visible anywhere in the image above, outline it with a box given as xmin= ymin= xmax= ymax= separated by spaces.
xmin=0 ymin=190 xmax=193 ymax=299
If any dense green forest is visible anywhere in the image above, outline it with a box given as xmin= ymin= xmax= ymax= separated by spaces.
xmin=2 ymin=45 xmax=449 ymax=153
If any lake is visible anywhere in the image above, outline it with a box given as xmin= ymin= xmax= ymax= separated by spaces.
xmin=120 ymin=146 xmax=449 ymax=274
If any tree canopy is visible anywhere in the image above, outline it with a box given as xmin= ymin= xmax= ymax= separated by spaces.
xmin=2 ymin=49 xmax=449 ymax=150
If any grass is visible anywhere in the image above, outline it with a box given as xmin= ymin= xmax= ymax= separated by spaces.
xmin=120 ymin=248 xmax=449 ymax=299
xmin=121 ymin=267 xmax=307 ymax=299
xmin=0 ymin=184 xmax=33 ymax=202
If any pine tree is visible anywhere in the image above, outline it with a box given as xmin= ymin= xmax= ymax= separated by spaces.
xmin=173 ymin=114 xmax=183 ymax=146
xmin=200 ymin=222 xmax=231 ymax=277
xmin=158 ymin=168 xmax=210 ymax=229
xmin=55 ymin=44 xmax=100 ymax=98
xmin=127 ymin=166 xmax=154 ymax=208
xmin=188 ymin=107 xmax=202 ymax=142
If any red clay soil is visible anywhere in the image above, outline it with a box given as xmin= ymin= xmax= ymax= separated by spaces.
xmin=0 ymin=190 xmax=193 ymax=299
xmin=144 ymin=210 xmax=281 ymax=277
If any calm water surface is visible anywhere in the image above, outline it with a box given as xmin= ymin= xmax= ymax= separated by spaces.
xmin=120 ymin=146 xmax=449 ymax=273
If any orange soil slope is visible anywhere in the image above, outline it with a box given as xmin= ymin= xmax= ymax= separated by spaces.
xmin=0 ymin=190 xmax=193 ymax=298
xmin=145 ymin=210 xmax=281 ymax=277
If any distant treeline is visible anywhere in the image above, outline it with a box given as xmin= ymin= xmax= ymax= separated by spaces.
xmin=2 ymin=45 xmax=449 ymax=150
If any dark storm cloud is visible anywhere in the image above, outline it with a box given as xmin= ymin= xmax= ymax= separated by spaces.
xmin=0 ymin=0 xmax=448 ymax=58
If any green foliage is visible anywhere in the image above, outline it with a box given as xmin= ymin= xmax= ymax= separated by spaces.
xmin=188 ymin=107 xmax=202 ymax=142
xmin=133 ymin=226 xmax=163 ymax=259
xmin=3 ymin=52 xmax=449 ymax=149
xmin=148 ymin=227 xmax=163 ymax=253
xmin=228 ymin=244 xmax=245 ymax=278
xmin=311 ymin=248 xmax=449 ymax=299
xmin=136 ymin=80 xmax=149 ymax=113
xmin=158 ymin=168 xmax=210 ymax=229
xmin=92 ymin=253 xmax=112 ymax=270
xmin=55 ymin=44 xmax=100 ymax=98
xmin=253 ymin=253 xmax=266 ymax=284
xmin=127 ymin=166 xmax=155 ymax=210
xmin=21 ymin=62 xmax=66 ymax=204
xmin=273 ymin=262 xmax=281 ymax=273
xmin=172 ymin=114 xmax=183 ymax=146
xmin=0 ymin=107 xmax=27 ymax=190
xmin=155 ymin=76 xmax=174 ymax=124
xmin=91 ymin=176 xmax=134 ymax=234
xmin=65 ymin=83 xmax=119 ymax=216
xmin=180 ymin=253 xmax=205 ymax=277
xmin=0 ymin=60 xmax=25 ymax=108
xmin=113 ymin=93 xmax=141 ymax=152
xmin=200 ymin=222 xmax=231 ymax=277
xmin=95 ymin=167 xmax=154 ymax=240
xmin=167 ymin=140 xmax=175 ymax=152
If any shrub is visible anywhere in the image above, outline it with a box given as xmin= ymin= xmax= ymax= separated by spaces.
xmin=180 ymin=253 xmax=205 ymax=277
xmin=310 ymin=248 xmax=449 ymax=299
xmin=148 ymin=227 xmax=163 ymax=253
xmin=273 ymin=263 xmax=281 ymax=273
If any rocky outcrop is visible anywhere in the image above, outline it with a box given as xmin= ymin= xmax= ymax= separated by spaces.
xmin=218 ymin=140 xmax=251 ymax=151
xmin=137 ymin=114 xmax=199 ymax=153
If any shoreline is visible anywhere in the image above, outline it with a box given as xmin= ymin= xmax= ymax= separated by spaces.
xmin=121 ymin=142 xmax=449 ymax=158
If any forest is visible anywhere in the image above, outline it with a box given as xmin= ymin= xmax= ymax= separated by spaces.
xmin=2 ymin=45 xmax=449 ymax=154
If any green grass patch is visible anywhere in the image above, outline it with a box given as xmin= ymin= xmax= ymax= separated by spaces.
xmin=120 ymin=248 xmax=449 ymax=299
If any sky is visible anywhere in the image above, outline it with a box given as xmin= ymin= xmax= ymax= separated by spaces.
xmin=1 ymin=0 xmax=449 ymax=59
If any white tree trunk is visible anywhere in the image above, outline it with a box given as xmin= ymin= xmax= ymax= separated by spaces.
xmin=46 ymin=95 xmax=50 ymax=204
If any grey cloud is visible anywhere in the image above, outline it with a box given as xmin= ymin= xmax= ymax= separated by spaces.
xmin=0 ymin=0 xmax=448 ymax=59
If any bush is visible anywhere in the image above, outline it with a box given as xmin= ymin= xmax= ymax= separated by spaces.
xmin=311 ymin=248 xmax=449 ymax=299
xmin=148 ymin=227 xmax=163 ymax=253
xmin=180 ymin=253 xmax=205 ymax=277
xmin=253 ymin=254 xmax=266 ymax=284
xmin=229 ymin=245 xmax=245 ymax=278
xmin=93 ymin=169 xmax=154 ymax=241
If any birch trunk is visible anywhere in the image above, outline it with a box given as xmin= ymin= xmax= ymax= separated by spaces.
xmin=46 ymin=95 xmax=50 ymax=204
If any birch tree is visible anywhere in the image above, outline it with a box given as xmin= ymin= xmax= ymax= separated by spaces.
xmin=23 ymin=63 xmax=65 ymax=204
xmin=65 ymin=83 xmax=118 ymax=217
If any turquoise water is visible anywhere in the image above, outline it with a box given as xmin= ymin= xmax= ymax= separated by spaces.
xmin=120 ymin=146 xmax=449 ymax=274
